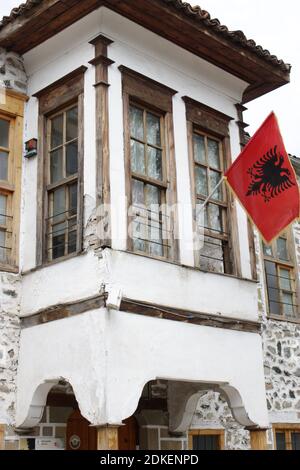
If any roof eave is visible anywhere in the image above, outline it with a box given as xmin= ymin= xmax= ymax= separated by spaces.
xmin=0 ymin=0 xmax=291 ymax=103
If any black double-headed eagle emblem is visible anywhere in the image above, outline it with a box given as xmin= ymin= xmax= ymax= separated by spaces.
xmin=246 ymin=146 xmax=295 ymax=203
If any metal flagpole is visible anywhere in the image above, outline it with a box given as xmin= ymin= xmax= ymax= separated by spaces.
xmin=200 ymin=175 xmax=226 ymax=209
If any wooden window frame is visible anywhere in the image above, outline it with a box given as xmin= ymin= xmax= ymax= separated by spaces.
xmin=262 ymin=230 xmax=300 ymax=323
xmin=34 ymin=67 xmax=86 ymax=266
xmin=0 ymin=91 xmax=26 ymax=272
xmin=184 ymin=96 xmax=241 ymax=277
xmin=120 ymin=66 xmax=179 ymax=262
xmin=273 ymin=424 xmax=300 ymax=450
xmin=188 ymin=429 xmax=225 ymax=450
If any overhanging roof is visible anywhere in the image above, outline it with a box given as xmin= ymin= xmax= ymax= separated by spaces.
xmin=0 ymin=0 xmax=291 ymax=103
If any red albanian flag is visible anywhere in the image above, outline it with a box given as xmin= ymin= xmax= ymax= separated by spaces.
xmin=225 ymin=112 xmax=299 ymax=243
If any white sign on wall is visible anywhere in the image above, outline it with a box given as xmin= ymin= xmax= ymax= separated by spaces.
xmin=35 ymin=438 xmax=65 ymax=451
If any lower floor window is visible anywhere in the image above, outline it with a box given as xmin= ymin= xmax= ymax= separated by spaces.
xmin=274 ymin=426 xmax=300 ymax=450
xmin=189 ymin=430 xmax=224 ymax=450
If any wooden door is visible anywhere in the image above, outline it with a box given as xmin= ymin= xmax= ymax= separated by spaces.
xmin=66 ymin=409 xmax=97 ymax=450
xmin=118 ymin=417 xmax=138 ymax=450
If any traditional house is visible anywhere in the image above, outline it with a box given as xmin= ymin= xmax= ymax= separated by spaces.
xmin=0 ymin=0 xmax=299 ymax=451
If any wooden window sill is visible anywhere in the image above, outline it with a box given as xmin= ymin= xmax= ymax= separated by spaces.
xmin=268 ymin=314 xmax=300 ymax=325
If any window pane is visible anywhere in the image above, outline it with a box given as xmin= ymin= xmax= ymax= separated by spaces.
xmin=195 ymin=166 xmax=208 ymax=196
xmin=52 ymin=222 xmax=66 ymax=259
xmin=277 ymin=237 xmax=288 ymax=261
xmin=69 ymin=183 xmax=78 ymax=217
xmin=0 ymin=194 xmax=7 ymax=225
xmin=208 ymin=203 xmax=222 ymax=232
xmin=193 ymin=134 xmax=205 ymax=164
xmin=263 ymin=243 xmax=273 ymax=257
xmin=146 ymin=112 xmax=161 ymax=146
xmin=50 ymin=148 xmax=63 ymax=183
xmin=130 ymin=106 xmax=144 ymax=141
xmin=51 ymin=114 xmax=63 ymax=149
xmin=53 ymin=187 xmax=65 ymax=223
xmin=131 ymin=140 xmax=145 ymax=175
xmin=276 ymin=432 xmax=286 ymax=450
xmin=132 ymin=179 xmax=145 ymax=208
xmin=68 ymin=218 xmax=77 ymax=254
xmin=291 ymin=432 xmax=300 ymax=450
xmin=201 ymin=236 xmax=225 ymax=274
xmin=66 ymin=141 xmax=78 ymax=176
xmin=210 ymin=170 xmax=222 ymax=200
xmin=208 ymin=139 xmax=220 ymax=169
xmin=66 ymin=107 xmax=78 ymax=142
xmin=0 ymin=119 xmax=9 ymax=148
xmin=279 ymin=268 xmax=292 ymax=291
xmin=147 ymin=147 xmax=162 ymax=180
xmin=193 ymin=435 xmax=219 ymax=450
xmin=282 ymin=292 xmax=294 ymax=317
xmin=265 ymin=261 xmax=280 ymax=315
xmin=0 ymin=229 xmax=6 ymax=263
xmin=0 ymin=151 xmax=8 ymax=180
xmin=146 ymin=185 xmax=163 ymax=257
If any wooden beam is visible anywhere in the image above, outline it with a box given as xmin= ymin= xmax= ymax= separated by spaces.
xmin=120 ymin=298 xmax=261 ymax=333
xmin=96 ymin=425 xmax=119 ymax=450
xmin=21 ymin=294 xmax=107 ymax=328
xmin=89 ymin=34 xmax=114 ymax=247
xmin=250 ymin=430 xmax=268 ymax=450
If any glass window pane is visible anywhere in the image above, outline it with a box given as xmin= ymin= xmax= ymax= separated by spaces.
xmin=52 ymin=222 xmax=66 ymax=260
xmin=0 ymin=194 xmax=7 ymax=225
xmin=132 ymin=179 xmax=145 ymax=216
xmin=193 ymin=435 xmax=219 ymax=450
xmin=276 ymin=432 xmax=286 ymax=450
xmin=50 ymin=148 xmax=63 ymax=184
xmin=147 ymin=147 xmax=162 ymax=180
xmin=208 ymin=203 xmax=222 ymax=232
xmin=195 ymin=166 xmax=208 ymax=196
xmin=279 ymin=268 xmax=292 ymax=291
xmin=210 ymin=170 xmax=222 ymax=200
xmin=263 ymin=243 xmax=273 ymax=257
xmin=282 ymin=292 xmax=294 ymax=317
xmin=66 ymin=141 xmax=78 ymax=176
xmin=208 ymin=139 xmax=220 ymax=169
xmin=201 ymin=236 xmax=225 ymax=274
xmin=193 ymin=134 xmax=205 ymax=164
xmin=291 ymin=432 xmax=300 ymax=450
xmin=265 ymin=261 xmax=280 ymax=315
xmin=131 ymin=140 xmax=145 ymax=175
xmin=130 ymin=106 xmax=144 ymax=141
xmin=51 ymin=114 xmax=63 ymax=149
xmin=66 ymin=107 xmax=78 ymax=142
xmin=53 ymin=187 xmax=65 ymax=223
xmin=146 ymin=184 xmax=160 ymax=207
xmin=0 ymin=119 xmax=9 ymax=148
xmin=0 ymin=151 xmax=8 ymax=180
xmin=0 ymin=229 xmax=6 ymax=263
xmin=146 ymin=112 xmax=161 ymax=146
xmin=277 ymin=238 xmax=288 ymax=261
xmin=68 ymin=219 xmax=77 ymax=254
xmin=69 ymin=184 xmax=78 ymax=217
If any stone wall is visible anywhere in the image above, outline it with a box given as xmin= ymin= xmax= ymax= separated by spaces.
xmin=0 ymin=273 xmax=21 ymax=426
xmin=190 ymin=222 xmax=300 ymax=450
xmin=0 ymin=48 xmax=27 ymax=94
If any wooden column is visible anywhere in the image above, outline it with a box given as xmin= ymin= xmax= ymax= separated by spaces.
xmin=89 ymin=34 xmax=115 ymax=248
xmin=250 ymin=429 xmax=268 ymax=450
xmin=96 ymin=425 xmax=119 ymax=450
xmin=0 ymin=424 xmax=5 ymax=450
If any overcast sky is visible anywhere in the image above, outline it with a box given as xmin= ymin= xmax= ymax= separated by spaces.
xmin=1 ymin=0 xmax=299 ymax=154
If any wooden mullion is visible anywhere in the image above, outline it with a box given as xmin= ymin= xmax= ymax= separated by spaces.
xmin=46 ymin=174 xmax=77 ymax=192
xmin=131 ymin=171 xmax=167 ymax=189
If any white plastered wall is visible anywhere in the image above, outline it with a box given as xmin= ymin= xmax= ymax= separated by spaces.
xmin=16 ymin=309 xmax=269 ymax=429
